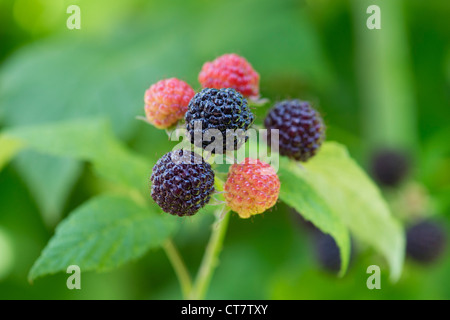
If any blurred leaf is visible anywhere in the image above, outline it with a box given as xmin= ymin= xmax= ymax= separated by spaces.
xmin=0 ymin=34 xmax=184 ymax=226
xmin=4 ymin=119 xmax=150 ymax=194
xmin=420 ymin=126 xmax=450 ymax=187
xmin=301 ymin=142 xmax=405 ymax=281
xmin=14 ymin=152 xmax=82 ymax=226
xmin=29 ymin=194 xmax=175 ymax=281
xmin=0 ymin=39 xmax=155 ymax=138
xmin=0 ymin=227 xmax=14 ymax=280
xmin=279 ymin=162 xmax=351 ymax=276
xmin=190 ymin=0 xmax=331 ymax=86
xmin=0 ymin=134 xmax=23 ymax=172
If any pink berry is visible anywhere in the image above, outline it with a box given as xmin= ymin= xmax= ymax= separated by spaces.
xmin=199 ymin=54 xmax=260 ymax=98
xmin=144 ymin=78 xmax=195 ymax=129
xmin=224 ymin=158 xmax=280 ymax=218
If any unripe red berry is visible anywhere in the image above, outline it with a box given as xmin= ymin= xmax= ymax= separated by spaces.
xmin=144 ymin=78 xmax=195 ymax=129
xmin=199 ymin=54 xmax=260 ymax=98
xmin=224 ymin=158 xmax=280 ymax=218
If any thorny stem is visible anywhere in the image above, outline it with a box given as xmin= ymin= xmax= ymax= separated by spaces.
xmin=189 ymin=208 xmax=231 ymax=300
xmin=163 ymin=239 xmax=193 ymax=299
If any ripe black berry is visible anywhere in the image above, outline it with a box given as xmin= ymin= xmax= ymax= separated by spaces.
xmin=406 ymin=220 xmax=447 ymax=264
xmin=151 ymin=149 xmax=215 ymax=216
xmin=264 ymin=100 xmax=325 ymax=162
xmin=185 ymin=88 xmax=254 ymax=154
xmin=370 ymin=149 xmax=410 ymax=187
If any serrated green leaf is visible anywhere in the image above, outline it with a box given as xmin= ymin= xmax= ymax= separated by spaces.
xmin=301 ymin=142 xmax=405 ymax=281
xmin=4 ymin=119 xmax=150 ymax=194
xmin=29 ymin=194 xmax=176 ymax=281
xmin=278 ymin=160 xmax=351 ymax=276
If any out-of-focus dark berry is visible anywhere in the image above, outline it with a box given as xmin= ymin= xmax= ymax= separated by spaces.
xmin=370 ymin=149 xmax=410 ymax=187
xmin=313 ymin=231 xmax=355 ymax=274
xmin=406 ymin=220 xmax=447 ymax=264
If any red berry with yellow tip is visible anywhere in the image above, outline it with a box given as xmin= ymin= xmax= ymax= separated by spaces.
xmin=144 ymin=78 xmax=195 ymax=129
xmin=199 ymin=53 xmax=260 ymax=98
xmin=224 ymin=158 xmax=280 ymax=218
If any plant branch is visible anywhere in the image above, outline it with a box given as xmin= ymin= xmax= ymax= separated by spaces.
xmin=190 ymin=209 xmax=231 ymax=300
xmin=163 ymin=239 xmax=192 ymax=299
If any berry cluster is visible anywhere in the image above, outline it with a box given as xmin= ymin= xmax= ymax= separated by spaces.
xmin=145 ymin=54 xmax=325 ymax=218
xmin=141 ymin=53 xmax=447 ymax=286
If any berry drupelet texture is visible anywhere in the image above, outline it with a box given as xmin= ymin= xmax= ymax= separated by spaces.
xmin=151 ymin=150 xmax=215 ymax=217
xmin=198 ymin=53 xmax=260 ymax=98
xmin=264 ymin=100 xmax=325 ymax=162
xmin=224 ymin=158 xmax=280 ymax=219
xmin=406 ymin=220 xmax=447 ymax=264
xmin=370 ymin=149 xmax=410 ymax=187
xmin=144 ymin=78 xmax=195 ymax=129
xmin=185 ymin=88 xmax=254 ymax=154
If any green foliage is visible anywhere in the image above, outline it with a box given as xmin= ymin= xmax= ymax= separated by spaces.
xmin=0 ymin=134 xmax=23 ymax=172
xmin=278 ymin=163 xmax=351 ymax=276
xmin=29 ymin=194 xmax=176 ymax=281
xmin=4 ymin=119 xmax=149 ymax=194
xmin=4 ymin=120 xmax=407 ymax=283
xmin=14 ymin=152 xmax=82 ymax=226
xmin=0 ymin=0 xmax=329 ymax=223
xmin=280 ymin=142 xmax=405 ymax=281
xmin=1 ymin=0 xmax=446 ymax=300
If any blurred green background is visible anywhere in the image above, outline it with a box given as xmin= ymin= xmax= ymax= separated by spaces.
xmin=0 ymin=0 xmax=449 ymax=299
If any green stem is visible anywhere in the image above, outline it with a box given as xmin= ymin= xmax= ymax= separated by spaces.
xmin=190 ymin=209 xmax=231 ymax=300
xmin=352 ymin=0 xmax=417 ymax=155
xmin=163 ymin=239 xmax=193 ymax=299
